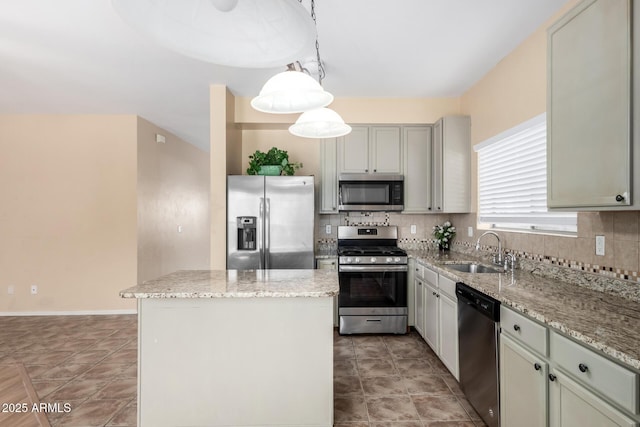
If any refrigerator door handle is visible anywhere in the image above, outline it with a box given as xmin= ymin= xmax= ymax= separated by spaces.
xmin=258 ymin=197 xmax=264 ymax=269
xmin=265 ymin=198 xmax=271 ymax=269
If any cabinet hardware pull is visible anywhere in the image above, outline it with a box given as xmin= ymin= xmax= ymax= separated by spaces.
xmin=534 ymin=363 xmax=541 ymax=371
xmin=615 ymin=194 xmax=625 ymax=202
xmin=513 ymin=324 xmax=520 ymax=331
xmin=548 ymin=374 xmax=556 ymax=382
xmin=436 ymin=294 xmax=439 ymax=298
xmin=578 ymin=363 xmax=589 ymax=373
xmin=432 ymin=292 xmax=437 ymax=295
xmin=373 ymin=169 xmax=377 ymax=172
xmin=365 ymin=169 xmax=368 ymax=172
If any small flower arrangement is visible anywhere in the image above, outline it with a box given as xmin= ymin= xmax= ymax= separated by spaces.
xmin=433 ymin=221 xmax=456 ymax=251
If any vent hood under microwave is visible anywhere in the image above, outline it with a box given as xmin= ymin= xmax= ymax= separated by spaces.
xmin=338 ymin=174 xmax=404 ymax=212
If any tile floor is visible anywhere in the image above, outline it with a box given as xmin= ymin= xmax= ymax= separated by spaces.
xmin=334 ymin=330 xmax=487 ymax=427
xmin=0 ymin=315 xmax=485 ymax=427
xmin=0 ymin=315 xmax=138 ymax=427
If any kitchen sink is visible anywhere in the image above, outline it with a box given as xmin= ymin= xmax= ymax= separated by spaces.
xmin=445 ymin=263 xmax=502 ymax=274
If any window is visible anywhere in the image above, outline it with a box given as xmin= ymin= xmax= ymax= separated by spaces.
xmin=474 ymin=113 xmax=577 ymax=234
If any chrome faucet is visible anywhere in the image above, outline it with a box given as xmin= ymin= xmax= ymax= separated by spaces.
xmin=475 ymin=231 xmax=503 ymax=265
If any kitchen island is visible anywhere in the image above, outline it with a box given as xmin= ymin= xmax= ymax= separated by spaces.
xmin=120 ymin=269 xmax=339 ymax=427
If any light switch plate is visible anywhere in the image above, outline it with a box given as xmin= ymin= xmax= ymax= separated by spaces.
xmin=595 ymin=235 xmax=605 ymax=256
xmin=8 ymin=285 xmax=14 ymax=295
xmin=468 ymin=226 xmax=473 ymax=237
xmin=325 ymin=224 xmax=332 ymax=234
xmin=410 ymin=225 xmax=417 ymax=234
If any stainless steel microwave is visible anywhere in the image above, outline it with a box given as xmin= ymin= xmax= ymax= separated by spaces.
xmin=338 ymin=174 xmax=404 ymax=211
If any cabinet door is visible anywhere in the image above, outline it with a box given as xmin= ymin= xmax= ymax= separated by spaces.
xmin=432 ymin=119 xmax=443 ymax=212
xmin=414 ymin=278 xmax=424 ymax=337
xmin=407 ymin=259 xmax=415 ymax=327
xmin=547 ymin=0 xmax=632 ymax=208
xmin=438 ymin=293 xmax=459 ymax=380
xmin=338 ymin=126 xmax=369 ymax=173
xmin=423 ymin=282 xmax=439 ymax=352
xmin=319 ymin=139 xmax=338 ymax=213
xmin=441 ymin=116 xmax=471 ymax=213
xmin=371 ymin=126 xmax=402 ymax=173
xmin=500 ymin=334 xmax=548 ymax=427
xmin=549 ymin=370 xmax=637 ymax=427
xmin=403 ymin=126 xmax=432 ymax=213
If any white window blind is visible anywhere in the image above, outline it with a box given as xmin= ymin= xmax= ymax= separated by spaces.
xmin=475 ymin=114 xmax=577 ymax=233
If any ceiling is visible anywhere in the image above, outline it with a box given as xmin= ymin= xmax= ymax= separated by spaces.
xmin=0 ymin=0 xmax=568 ymax=151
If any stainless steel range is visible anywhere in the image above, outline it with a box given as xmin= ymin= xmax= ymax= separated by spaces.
xmin=337 ymin=226 xmax=408 ymax=334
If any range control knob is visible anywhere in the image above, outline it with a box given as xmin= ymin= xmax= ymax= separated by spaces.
xmin=394 ymin=257 xmax=401 ymax=263
xmin=371 ymin=257 xmax=377 ymax=263
xmin=345 ymin=257 xmax=352 ymax=264
xmin=355 ymin=258 xmax=361 ymax=264
xmin=386 ymin=257 xmax=393 ymax=263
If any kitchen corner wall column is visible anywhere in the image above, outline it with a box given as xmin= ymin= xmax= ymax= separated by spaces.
xmin=210 ymin=85 xmax=242 ymax=269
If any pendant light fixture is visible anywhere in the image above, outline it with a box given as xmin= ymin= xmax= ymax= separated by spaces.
xmin=252 ymin=0 xmax=351 ymax=139
xmin=289 ymin=107 xmax=352 ymax=138
xmin=250 ymin=62 xmax=333 ymax=114
xmin=112 ymin=0 xmax=316 ymax=68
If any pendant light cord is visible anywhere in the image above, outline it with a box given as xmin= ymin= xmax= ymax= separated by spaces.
xmin=295 ymin=0 xmax=325 ymax=85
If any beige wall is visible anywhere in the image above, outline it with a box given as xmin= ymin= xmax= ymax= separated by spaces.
xmin=0 ymin=115 xmax=138 ymax=313
xmin=137 ymin=117 xmax=210 ymax=283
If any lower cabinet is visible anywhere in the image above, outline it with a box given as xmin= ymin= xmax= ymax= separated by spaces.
xmin=413 ymin=261 xmax=459 ymax=380
xmin=500 ymin=334 xmax=549 ymax=427
xmin=500 ymin=305 xmax=640 ymax=427
xmin=549 ymin=370 xmax=637 ymax=427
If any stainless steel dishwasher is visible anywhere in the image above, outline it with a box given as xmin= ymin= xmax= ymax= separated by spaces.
xmin=456 ymin=282 xmax=501 ymax=427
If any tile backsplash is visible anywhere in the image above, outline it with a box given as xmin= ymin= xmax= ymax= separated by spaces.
xmin=316 ymin=210 xmax=640 ymax=285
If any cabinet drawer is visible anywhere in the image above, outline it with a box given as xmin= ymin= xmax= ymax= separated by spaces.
xmin=500 ymin=306 xmax=548 ymax=357
xmin=422 ymin=265 xmax=438 ymax=286
xmin=550 ymin=331 xmax=639 ymax=415
xmin=438 ymin=274 xmax=456 ymax=300
xmin=414 ymin=263 xmax=424 ymax=279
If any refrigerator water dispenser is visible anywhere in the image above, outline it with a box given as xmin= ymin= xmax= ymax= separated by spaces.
xmin=237 ymin=216 xmax=256 ymax=250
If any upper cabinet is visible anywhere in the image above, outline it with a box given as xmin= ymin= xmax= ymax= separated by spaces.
xmin=547 ymin=0 xmax=634 ymax=209
xmin=319 ymin=120 xmax=470 ymax=214
xmin=338 ymin=126 xmax=402 ymax=174
xmin=403 ymin=126 xmax=432 ymax=213
xmin=432 ymin=116 xmax=471 ymax=213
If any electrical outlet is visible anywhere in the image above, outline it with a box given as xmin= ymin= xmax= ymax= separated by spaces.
xmin=8 ymin=285 xmax=14 ymax=295
xmin=595 ymin=235 xmax=605 ymax=256
xmin=468 ymin=226 xmax=474 ymax=237
xmin=177 ymin=225 xmax=183 ymax=233
xmin=325 ymin=224 xmax=332 ymax=234
xmin=30 ymin=285 xmax=38 ymax=295
xmin=410 ymin=225 xmax=417 ymax=234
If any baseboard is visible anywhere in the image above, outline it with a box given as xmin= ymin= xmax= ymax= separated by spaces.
xmin=0 ymin=309 xmax=137 ymax=316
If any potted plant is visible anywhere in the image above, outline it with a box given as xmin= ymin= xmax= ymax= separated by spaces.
xmin=433 ymin=221 xmax=456 ymax=251
xmin=246 ymin=147 xmax=303 ymax=176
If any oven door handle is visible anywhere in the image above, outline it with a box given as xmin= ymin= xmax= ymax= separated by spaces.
xmin=339 ymin=265 xmax=408 ymax=273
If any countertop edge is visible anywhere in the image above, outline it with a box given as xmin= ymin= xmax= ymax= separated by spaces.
xmin=119 ymin=291 xmax=339 ymax=299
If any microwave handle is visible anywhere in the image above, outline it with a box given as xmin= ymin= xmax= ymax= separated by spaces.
xmin=338 ymin=186 xmax=342 ymax=207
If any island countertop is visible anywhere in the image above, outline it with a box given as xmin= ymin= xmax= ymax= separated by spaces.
xmin=120 ymin=269 xmax=339 ymax=299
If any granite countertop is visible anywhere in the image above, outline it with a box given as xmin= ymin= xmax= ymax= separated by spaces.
xmin=408 ymin=250 xmax=640 ymax=371
xmin=120 ymin=269 xmax=339 ymax=299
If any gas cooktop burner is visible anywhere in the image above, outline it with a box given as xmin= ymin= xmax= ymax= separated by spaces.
xmin=338 ymin=246 xmax=407 ymax=257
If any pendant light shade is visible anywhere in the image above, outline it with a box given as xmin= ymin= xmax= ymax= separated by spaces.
xmin=112 ymin=0 xmax=316 ymax=68
xmin=289 ymin=108 xmax=352 ymax=138
xmin=251 ymin=70 xmax=334 ymax=114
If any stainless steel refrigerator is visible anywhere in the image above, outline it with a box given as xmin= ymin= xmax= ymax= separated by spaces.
xmin=227 ymin=175 xmax=315 ymax=270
